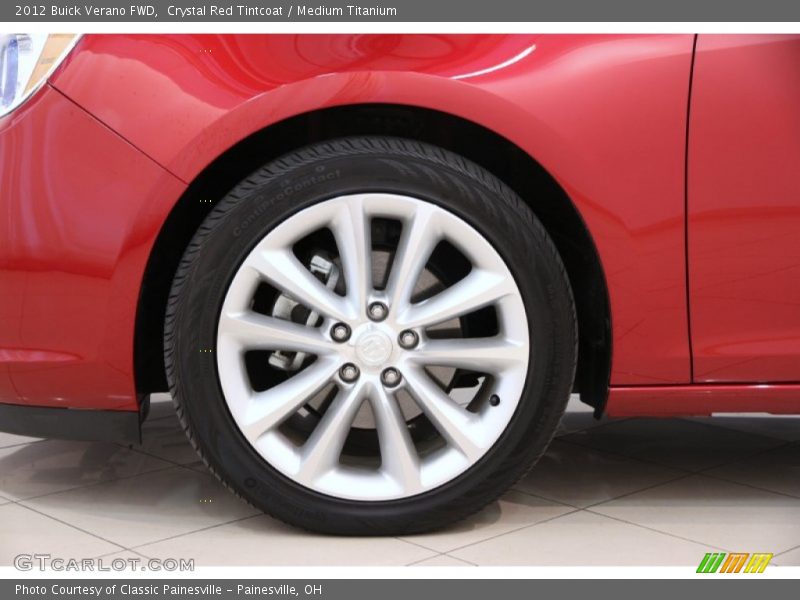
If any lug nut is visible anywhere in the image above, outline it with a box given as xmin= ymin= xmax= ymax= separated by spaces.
xmin=340 ymin=363 xmax=360 ymax=383
xmin=330 ymin=323 xmax=351 ymax=342
xmin=367 ymin=302 xmax=388 ymax=322
xmin=381 ymin=367 xmax=402 ymax=387
xmin=398 ymin=330 xmax=419 ymax=349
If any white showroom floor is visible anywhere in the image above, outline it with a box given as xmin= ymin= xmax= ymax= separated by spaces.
xmin=1 ymin=395 xmax=800 ymax=567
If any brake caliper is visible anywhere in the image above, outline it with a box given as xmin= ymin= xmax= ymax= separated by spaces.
xmin=268 ymin=254 xmax=340 ymax=371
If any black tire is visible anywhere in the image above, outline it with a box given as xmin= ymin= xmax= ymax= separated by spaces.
xmin=164 ymin=137 xmax=577 ymax=535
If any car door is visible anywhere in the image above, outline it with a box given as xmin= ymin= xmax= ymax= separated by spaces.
xmin=688 ymin=34 xmax=800 ymax=382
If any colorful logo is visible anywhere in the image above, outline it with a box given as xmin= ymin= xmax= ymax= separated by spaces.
xmin=696 ymin=552 xmax=773 ymax=573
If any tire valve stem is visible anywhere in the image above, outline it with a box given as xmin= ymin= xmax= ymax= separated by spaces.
xmin=489 ymin=394 xmax=501 ymax=407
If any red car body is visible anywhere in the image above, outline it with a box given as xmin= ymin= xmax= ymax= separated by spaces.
xmin=1 ymin=33 xmax=799 ymax=440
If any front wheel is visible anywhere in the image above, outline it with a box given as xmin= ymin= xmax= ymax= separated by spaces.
xmin=165 ymin=137 xmax=576 ymax=535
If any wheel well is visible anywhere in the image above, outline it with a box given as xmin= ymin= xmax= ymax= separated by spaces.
xmin=134 ymin=104 xmax=612 ymax=413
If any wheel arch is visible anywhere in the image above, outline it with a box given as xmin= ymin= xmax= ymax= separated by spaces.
xmin=134 ymin=103 xmax=612 ymax=414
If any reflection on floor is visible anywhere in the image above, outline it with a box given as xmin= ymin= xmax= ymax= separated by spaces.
xmin=1 ymin=394 xmax=799 ymax=566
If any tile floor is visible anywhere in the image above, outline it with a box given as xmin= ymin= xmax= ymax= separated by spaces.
xmin=1 ymin=394 xmax=800 ymax=566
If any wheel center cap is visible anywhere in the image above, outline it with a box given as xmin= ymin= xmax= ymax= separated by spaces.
xmin=354 ymin=330 xmax=393 ymax=367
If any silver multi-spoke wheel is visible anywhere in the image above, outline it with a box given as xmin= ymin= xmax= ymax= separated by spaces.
xmin=217 ymin=193 xmax=529 ymax=501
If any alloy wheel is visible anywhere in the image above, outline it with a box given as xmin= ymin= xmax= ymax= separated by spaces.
xmin=216 ymin=193 xmax=530 ymax=501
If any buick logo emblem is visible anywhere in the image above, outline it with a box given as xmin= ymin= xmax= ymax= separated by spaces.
xmin=355 ymin=331 xmax=393 ymax=366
